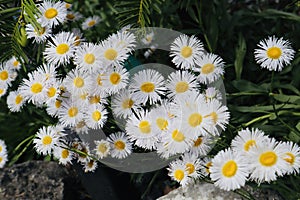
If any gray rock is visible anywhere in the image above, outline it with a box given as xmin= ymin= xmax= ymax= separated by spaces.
xmin=0 ymin=160 xmax=91 ymax=200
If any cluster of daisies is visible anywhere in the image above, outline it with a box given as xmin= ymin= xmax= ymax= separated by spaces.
xmin=0 ymin=0 xmax=298 ymax=193
xmin=168 ymin=128 xmax=300 ymax=191
xmin=0 ymin=139 xmax=8 ymax=168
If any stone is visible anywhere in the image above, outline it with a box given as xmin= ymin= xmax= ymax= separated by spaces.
xmin=0 ymin=160 xmax=91 ymax=200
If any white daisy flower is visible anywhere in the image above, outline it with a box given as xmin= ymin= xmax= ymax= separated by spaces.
xmin=129 ymin=69 xmax=166 ymax=105
xmin=83 ymin=159 xmax=98 ymax=173
xmin=166 ymin=70 xmax=198 ymax=100
xmin=195 ymin=53 xmax=225 ymax=84
xmin=63 ymin=67 xmax=92 ymax=95
xmin=66 ymin=11 xmax=83 ymax=22
xmin=189 ymin=135 xmax=214 ymax=157
xmin=25 ymin=24 xmax=52 ymax=44
xmin=6 ymin=90 xmax=25 ymax=112
xmin=108 ymin=30 xmax=136 ymax=52
xmin=279 ymin=141 xmax=300 ymax=175
xmin=248 ymin=138 xmax=289 ymax=184
xmin=44 ymin=31 xmax=77 ymax=66
xmin=74 ymin=141 xmax=91 ymax=164
xmin=46 ymin=98 xmax=62 ymax=117
xmin=200 ymin=157 xmax=213 ymax=176
xmin=125 ymin=110 xmax=160 ymax=150
xmin=82 ymin=16 xmax=101 ymax=30
xmin=72 ymin=120 xmax=89 ymax=134
xmin=0 ymin=83 xmax=8 ymax=98
xmin=89 ymin=70 xmax=107 ymax=96
xmin=33 ymin=125 xmax=61 ymax=156
xmin=141 ymin=31 xmax=154 ymax=45
xmin=149 ymin=103 xmax=172 ymax=133
xmin=101 ymin=65 xmax=129 ymax=95
xmin=160 ymin=118 xmax=194 ymax=156
xmin=231 ymin=128 xmax=270 ymax=154
xmin=168 ymin=160 xmax=192 ymax=187
xmin=170 ymin=34 xmax=204 ymax=69
xmin=0 ymin=152 xmax=8 ymax=168
xmin=204 ymin=99 xmax=230 ymax=136
xmin=53 ymin=144 xmax=74 ymax=166
xmin=38 ymin=0 xmax=67 ymax=27
xmin=0 ymin=65 xmax=15 ymax=86
xmin=99 ymin=38 xmax=128 ymax=67
xmin=210 ymin=148 xmax=249 ymax=191
xmin=84 ymin=104 xmax=108 ymax=129
xmin=0 ymin=139 xmax=7 ymax=155
xmin=254 ymin=36 xmax=295 ymax=71
xmin=111 ymin=89 xmax=141 ymax=119
xmin=19 ymin=71 xmax=48 ymax=105
xmin=107 ymin=132 xmax=132 ymax=159
xmin=181 ymin=153 xmax=202 ymax=179
xmin=204 ymin=87 xmax=223 ymax=102
xmin=71 ymin=28 xmax=84 ymax=47
xmin=73 ymin=43 xmax=102 ymax=73
xmin=5 ymin=56 xmax=21 ymax=71
xmin=179 ymin=96 xmax=212 ymax=137
xmin=94 ymin=140 xmax=111 ymax=159
xmin=57 ymin=97 xmax=85 ymax=127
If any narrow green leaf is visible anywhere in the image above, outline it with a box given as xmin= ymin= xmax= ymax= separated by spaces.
xmin=234 ymin=33 xmax=246 ymax=80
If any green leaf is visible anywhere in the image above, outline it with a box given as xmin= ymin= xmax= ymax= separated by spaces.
xmin=234 ymin=33 xmax=246 ymax=80
xmin=231 ymin=79 xmax=267 ymax=92
xmin=271 ymin=93 xmax=300 ymax=105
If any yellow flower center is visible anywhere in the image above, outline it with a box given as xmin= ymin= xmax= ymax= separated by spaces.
xmin=201 ymin=63 xmax=215 ymax=74
xmin=61 ymin=149 xmax=69 ymax=159
xmin=284 ymin=152 xmax=295 ymax=165
xmin=68 ymin=107 xmax=78 ymax=117
xmin=92 ymin=110 xmax=102 ymax=121
xmin=42 ymin=135 xmax=52 ymax=145
xmin=244 ymin=140 xmax=256 ymax=151
xmin=193 ymin=137 xmax=203 ymax=147
xmin=89 ymin=95 xmax=101 ymax=104
xmin=205 ymin=161 xmax=212 ymax=174
xmin=0 ymin=89 xmax=3 ymax=95
xmin=122 ymin=99 xmax=134 ymax=109
xmin=110 ymin=72 xmax=121 ymax=85
xmin=84 ymin=53 xmax=95 ymax=64
xmin=0 ymin=146 xmax=2 ymax=152
xmin=188 ymin=113 xmax=202 ymax=127
xmin=174 ymin=169 xmax=185 ymax=181
xmin=175 ymin=81 xmax=189 ymax=93
xmin=98 ymin=143 xmax=108 ymax=153
xmin=88 ymin=20 xmax=96 ymax=27
xmin=139 ymin=120 xmax=151 ymax=134
xmin=0 ymin=70 xmax=8 ymax=81
xmin=44 ymin=8 xmax=58 ymax=19
xmin=65 ymin=3 xmax=71 ymax=9
xmin=222 ymin=160 xmax=238 ymax=177
xmin=0 ymin=156 xmax=2 ymax=163
xmin=15 ymin=94 xmax=23 ymax=105
xmin=73 ymin=77 xmax=84 ymax=88
xmin=104 ymin=48 xmax=117 ymax=61
xmin=259 ymin=151 xmax=277 ymax=167
xmin=156 ymin=118 xmax=168 ymax=130
xmin=47 ymin=87 xmax=57 ymax=98
xmin=140 ymin=82 xmax=155 ymax=93
xmin=186 ymin=163 xmax=195 ymax=174
xmin=114 ymin=140 xmax=125 ymax=150
xmin=31 ymin=83 xmax=43 ymax=94
xmin=55 ymin=100 xmax=61 ymax=108
xmin=66 ymin=14 xmax=75 ymax=20
xmin=267 ymin=47 xmax=282 ymax=59
xmin=80 ymin=93 xmax=88 ymax=100
xmin=97 ymin=74 xmax=103 ymax=86
xmin=13 ymin=60 xmax=19 ymax=67
xmin=172 ymin=129 xmax=185 ymax=142
xmin=56 ymin=43 xmax=69 ymax=55
xmin=180 ymin=46 xmax=193 ymax=58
